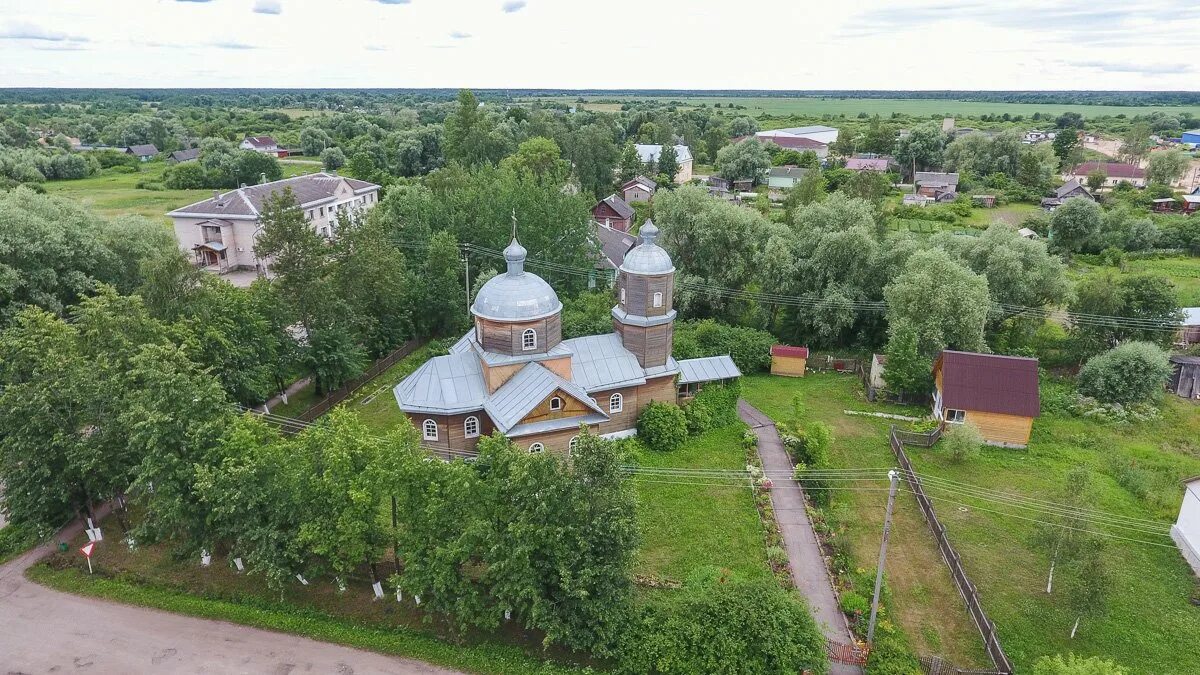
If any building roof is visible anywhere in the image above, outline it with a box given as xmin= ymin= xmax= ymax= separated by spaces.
xmin=619 ymin=221 xmax=675 ymax=275
xmin=1170 ymin=355 xmax=1200 ymax=366
xmin=484 ymin=362 xmax=605 ymax=432
xmin=563 ymin=333 xmax=652 ymax=392
xmin=128 ymin=144 xmax=158 ymax=157
xmin=768 ymin=166 xmax=809 ymax=180
xmin=771 ymin=345 xmax=809 ymax=358
xmin=471 ymin=239 xmax=563 ymax=322
xmin=393 ymin=351 xmax=488 ymax=415
xmin=170 ymin=148 xmax=200 ymax=162
xmin=915 ymin=171 xmax=960 ymax=188
xmin=1070 ymin=161 xmax=1146 ymax=179
xmin=677 ymin=355 xmax=741 ymax=384
xmin=168 ymin=172 xmax=380 ymax=219
xmin=242 ymin=135 xmax=278 ymax=148
xmin=634 ymin=144 xmax=693 ymax=164
xmin=846 ymin=157 xmax=891 ymax=171
xmin=592 ymin=222 xmax=639 ymax=270
xmin=622 ymin=175 xmax=657 ymax=191
xmin=936 ymin=350 xmax=1040 ymax=418
xmin=596 ymin=194 xmax=635 ymax=220
xmin=1055 ymin=178 xmax=1092 ymax=199
xmin=1018 ymin=227 xmax=1040 ymax=238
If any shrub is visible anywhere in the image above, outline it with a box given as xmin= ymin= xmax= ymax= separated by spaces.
xmin=1077 ymin=341 xmax=1173 ymax=405
xmin=839 ymin=590 xmax=869 ymax=623
xmin=672 ymin=319 xmax=775 ymax=373
xmin=741 ymin=431 xmax=758 ymax=449
xmin=164 ymin=162 xmax=209 ymax=189
xmin=637 ymin=401 xmax=688 ymax=452
xmin=1031 ymin=653 xmax=1128 ymax=675
xmin=941 ymin=422 xmax=983 ymax=463
xmin=618 ymin=579 xmax=828 ymax=674
xmin=682 ymin=382 xmax=740 ymax=435
xmin=135 ymin=179 xmax=165 ymax=191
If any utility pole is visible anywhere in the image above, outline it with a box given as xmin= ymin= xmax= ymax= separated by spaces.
xmin=867 ymin=469 xmax=899 ymax=644
xmin=462 ymin=251 xmax=471 ymax=313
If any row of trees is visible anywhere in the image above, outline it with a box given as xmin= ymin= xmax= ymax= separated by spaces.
xmin=163 ymin=138 xmax=283 ymax=189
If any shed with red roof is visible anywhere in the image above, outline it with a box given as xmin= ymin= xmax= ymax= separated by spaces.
xmin=770 ymin=345 xmax=810 ymax=377
xmin=933 ymin=350 xmax=1040 ymax=448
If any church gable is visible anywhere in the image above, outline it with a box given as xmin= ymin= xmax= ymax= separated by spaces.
xmin=518 ymin=388 xmax=597 ymax=426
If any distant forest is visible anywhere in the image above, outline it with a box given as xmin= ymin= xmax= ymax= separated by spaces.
xmin=2 ymin=88 xmax=1199 ymax=108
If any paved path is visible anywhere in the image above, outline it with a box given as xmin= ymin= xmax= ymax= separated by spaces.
xmin=0 ymin=508 xmax=457 ymax=675
xmin=739 ymin=400 xmax=863 ymax=675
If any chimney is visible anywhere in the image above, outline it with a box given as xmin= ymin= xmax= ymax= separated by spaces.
xmin=239 ymin=183 xmax=247 ymax=189
xmin=212 ymin=189 xmax=223 ymax=207
xmin=260 ymin=172 xmax=267 ymax=184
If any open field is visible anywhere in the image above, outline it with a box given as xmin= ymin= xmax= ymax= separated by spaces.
xmin=745 ymin=372 xmax=1200 ymax=673
xmin=525 ymin=96 xmax=1200 ymax=120
xmin=1071 ymin=255 xmax=1200 ymax=306
xmin=42 ymin=161 xmax=319 ymax=223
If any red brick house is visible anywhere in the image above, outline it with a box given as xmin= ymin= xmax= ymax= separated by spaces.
xmin=592 ymin=194 xmax=635 ymax=232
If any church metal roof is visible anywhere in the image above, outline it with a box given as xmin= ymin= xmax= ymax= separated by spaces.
xmin=470 ymin=239 xmax=564 ymax=322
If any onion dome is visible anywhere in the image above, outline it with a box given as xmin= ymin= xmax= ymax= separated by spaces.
xmin=619 ymin=220 xmax=674 ymax=275
xmin=470 ymin=238 xmax=563 ymax=321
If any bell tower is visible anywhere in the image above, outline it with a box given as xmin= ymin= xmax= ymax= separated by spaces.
xmin=612 ymin=221 xmax=675 ymax=368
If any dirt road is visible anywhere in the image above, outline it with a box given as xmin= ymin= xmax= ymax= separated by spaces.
xmin=0 ymin=514 xmax=458 ymax=675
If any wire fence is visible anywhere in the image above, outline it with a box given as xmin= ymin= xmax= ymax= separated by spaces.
xmin=295 ymin=339 xmax=423 ymax=422
xmin=888 ymin=426 xmax=1013 ymax=675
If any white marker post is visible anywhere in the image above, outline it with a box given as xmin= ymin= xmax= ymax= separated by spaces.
xmin=80 ymin=541 xmax=95 ymax=575
xmin=200 ymin=550 xmax=211 ymax=567
xmin=372 ymin=582 xmax=384 ymax=600
xmin=296 ymin=574 xmax=309 ymax=586
xmin=233 ymin=557 xmax=245 ymax=572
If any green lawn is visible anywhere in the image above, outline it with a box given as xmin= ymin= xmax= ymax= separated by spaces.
xmin=524 ymin=96 xmax=1200 ymax=120
xmin=43 ymin=161 xmax=319 ymax=223
xmin=1071 ymin=256 xmax=1200 ymax=307
xmin=744 ymin=372 xmax=1200 ymax=673
xmin=960 ymin=202 xmax=1039 ymax=228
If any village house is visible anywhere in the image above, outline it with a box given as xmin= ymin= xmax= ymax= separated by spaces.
xmin=591 ymin=222 xmax=639 ymax=287
xmin=845 ymin=156 xmax=893 ymax=172
xmin=1184 ymin=187 xmax=1200 ymax=213
xmin=240 ymin=135 xmax=280 ymax=155
xmin=635 ymin=144 xmax=693 ymax=183
xmin=1168 ymin=356 xmax=1200 ymax=400
xmin=592 ymin=194 xmax=635 ymax=232
xmin=393 ymin=223 xmax=739 ymax=457
xmin=1172 ymin=476 xmax=1200 ymax=575
xmin=126 ymin=144 xmax=158 ymax=162
xmin=932 ymin=350 xmax=1040 ymax=448
xmin=1179 ymin=307 xmax=1200 ymax=346
xmin=1065 ymin=161 xmax=1147 ymax=188
xmin=621 ymin=175 xmax=656 ymax=203
xmin=747 ymin=129 xmax=831 ymax=161
xmin=1040 ymin=178 xmax=1094 ymax=210
xmin=169 ymin=147 xmax=200 ymax=163
xmin=767 ymin=166 xmax=809 ymax=190
xmin=167 ymin=172 xmax=381 ymax=276
xmin=914 ymin=171 xmax=959 ymax=200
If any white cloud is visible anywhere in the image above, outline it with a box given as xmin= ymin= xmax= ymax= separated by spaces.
xmin=449 ymin=30 xmax=472 ymax=39
xmin=253 ymin=0 xmax=282 ymax=15
xmin=0 ymin=20 xmax=88 ymax=42
xmin=502 ymin=1 xmax=527 ymax=12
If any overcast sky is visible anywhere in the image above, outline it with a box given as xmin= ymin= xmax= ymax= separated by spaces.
xmin=1 ymin=0 xmax=1197 ymax=90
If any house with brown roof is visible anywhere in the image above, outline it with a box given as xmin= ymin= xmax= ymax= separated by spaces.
xmin=592 ymin=194 xmax=635 ymax=232
xmin=1040 ymin=178 xmax=1094 ymax=210
xmin=240 ymin=135 xmax=280 ymax=155
xmin=167 ymin=172 xmax=381 ymax=278
xmin=914 ymin=172 xmax=959 ymax=199
xmin=621 ymin=175 xmax=656 ymax=203
xmin=169 ymin=147 xmax=200 ymax=163
xmin=126 ymin=144 xmax=159 ymax=162
xmin=1065 ymin=161 xmax=1147 ymax=188
xmin=933 ymin=351 xmax=1040 ymax=448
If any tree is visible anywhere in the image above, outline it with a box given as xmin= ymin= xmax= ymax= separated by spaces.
xmin=617 ymin=143 xmax=643 ymax=182
xmin=1052 ymin=132 xmax=1081 ymax=168
xmin=443 ymin=89 xmax=510 ymax=166
xmin=235 ymin=150 xmax=282 ymax=186
xmin=1068 ymin=273 xmax=1182 ymax=358
xmin=330 ymin=214 xmax=415 ymax=356
xmin=883 ymin=319 xmax=932 ymax=396
xmin=1050 ymin=197 xmax=1103 ymax=255
xmin=199 ymin=137 xmax=240 ymax=187
xmin=299 ymin=127 xmax=333 ymax=156
xmin=417 ymin=230 xmax=466 ymax=336
xmin=1146 ymin=149 xmax=1188 ymax=186
xmin=568 ymin=123 xmax=620 ymax=198
xmin=1117 ymin=123 xmax=1152 ymax=164
xmin=728 ymin=116 xmax=759 ymax=137
xmin=783 ymin=170 xmax=827 ymax=212
xmin=1085 ymin=169 xmax=1107 ymax=193
xmin=637 ymin=401 xmax=688 ymax=452
xmin=1062 ymin=537 xmax=1109 ymax=639
xmin=321 ymin=146 xmax=346 ymax=171
xmin=715 ymin=138 xmax=770 ymax=182
xmin=656 ymin=143 xmax=680 ymax=184
xmin=1032 ymin=654 xmax=1127 ymax=675
xmin=894 ymin=122 xmax=947 ymax=178
xmin=884 ymin=249 xmax=989 ymax=357
xmin=502 ymin=136 xmax=569 ymax=183
xmin=1077 ymin=341 xmax=1173 ymax=404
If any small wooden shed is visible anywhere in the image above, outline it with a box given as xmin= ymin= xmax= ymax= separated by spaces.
xmin=933 ymin=350 xmax=1040 ymax=448
xmin=1168 ymin=355 xmax=1200 ymax=400
xmin=770 ymin=345 xmax=809 ymax=377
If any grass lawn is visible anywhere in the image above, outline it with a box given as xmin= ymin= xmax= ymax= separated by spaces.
xmin=1071 ymin=255 xmax=1200 ymax=307
xmin=629 ymin=424 xmax=770 ymax=585
xmin=744 ymin=372 xmax=1200 ymax=673
xmin=961 ymin=202 xmax=1039 ymax=228
xmin=43 ymin=161 xmax=319 ymax=223
xmin=522 ymin=96 xmax=1200 ymax=120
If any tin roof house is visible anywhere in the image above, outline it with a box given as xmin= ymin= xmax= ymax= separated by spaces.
xmin=394 ymin=222 xmax=740 ymax=457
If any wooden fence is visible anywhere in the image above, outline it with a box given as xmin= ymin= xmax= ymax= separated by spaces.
xmin=297 ymin=339 xmax=423 ymax=422
xmin=891 ymin=423 xmax=943 ymax=448
xmin=888 ymin=426 xmax=1013 ymax=675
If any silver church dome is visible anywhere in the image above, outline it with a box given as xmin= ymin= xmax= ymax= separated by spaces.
xmin=471 ymin=238 xmax=563 ymax=322
xmin=619 ymin=220 xmax=675 ymax=275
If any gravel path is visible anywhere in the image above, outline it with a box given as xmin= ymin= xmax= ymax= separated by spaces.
xmin=739 ymin=399 xmax=863 ymax=675
xmin=0 ymin=507 xmax=458 ymax=675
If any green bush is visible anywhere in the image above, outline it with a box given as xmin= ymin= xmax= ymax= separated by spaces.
xmin=673 ymin=319 xmax=775 ymax=373
xmin=164 ymin=162 xmax=209 ymax=189
xmin=682 ymin=382 xmax=739 ymax=435
xmin=637 ymin=401 xmax=688 ymax=452
xmin=1031 ymin=653 xmax=1128 ymax=675
xmin=1077 ymin=341 xmax=1173 ymax=405
xmin=618 ymin=579 xmax=828 ymax=674
xmin=940 ymin=422 xmax=983 ymax=463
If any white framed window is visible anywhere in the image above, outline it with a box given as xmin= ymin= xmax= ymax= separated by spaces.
xmin=464 ymin=416 xmax=480 ymax=438
xmin=549 ymin=396 xmax=563 ymax=411
xmin=945 ymin=409 xmax=965 ymax=424
xmin=609 ymin=392 xmax=623 ymax=413
xmin=568 ymin=436 xmax=579 ymax=455
xmin=652 ymin=291 xmax=663 ymax=308
xmin=422 ymin=419 xmax=438 ymax=441
xmin=620 ymin=287 xmax=626 ymax=303
xmin=522 ymin=328 xmax=537 ymax=351
xmin=529 ymin=442 xmax=545 ymax=454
